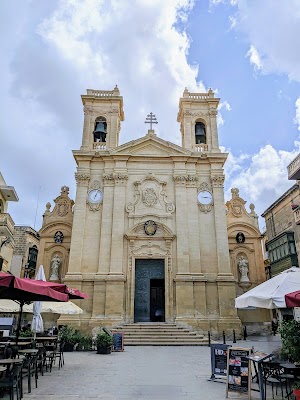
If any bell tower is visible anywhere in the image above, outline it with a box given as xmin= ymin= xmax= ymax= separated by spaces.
xmin=177 ymin=87 xmax=220 ymax=153
xmin=80 ymin=85 xmax=124 ymax=150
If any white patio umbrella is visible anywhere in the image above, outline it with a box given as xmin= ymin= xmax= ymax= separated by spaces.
xmin=24 ymin=301 xmax=83 ymax=314
xmin=31 ymin=265 xmax=46 ymax=337
xmin=0 ymin=300 xmax=82 ymax=314
xmin=235 ymin=266 xmax=300 ymax=309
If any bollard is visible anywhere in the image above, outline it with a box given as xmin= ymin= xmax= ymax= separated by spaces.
xmin=208 ymin=331 xmax=211 ymax=347
xmin=222 ymin=330 xmax=226 ymax=344
xmin=233 ymin=329 xmax=236 ymax=343
xmin=243 ymin=325 xmax=247 ymax=340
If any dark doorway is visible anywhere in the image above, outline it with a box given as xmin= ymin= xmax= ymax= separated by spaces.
xmin=150 ymin=279 xmax=165 ymax=322
xmin=134 ymin=259 xmax=165 ymax=322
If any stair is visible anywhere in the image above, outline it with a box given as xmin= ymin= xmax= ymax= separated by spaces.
xmin=112 ymin=323 xmax=209 ymax=346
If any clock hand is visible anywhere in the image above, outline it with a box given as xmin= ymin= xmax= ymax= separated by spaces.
xmin=93 ymin=190 xmax=99 ymax=200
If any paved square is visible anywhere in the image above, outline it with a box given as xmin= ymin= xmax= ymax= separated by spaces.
xmin=20 ymin=336 xmax=284 ymax=400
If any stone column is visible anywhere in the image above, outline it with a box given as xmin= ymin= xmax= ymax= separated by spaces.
xmin=97 ymin=173 xmax=114 ymax=274
xmin=110 ymin=172 xmax=128 ymax=274
xmin=67 ymin=172 xmax=90 ymax=274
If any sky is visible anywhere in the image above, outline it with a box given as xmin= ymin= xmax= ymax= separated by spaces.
xmin=1 ymin=0 xmax=300 ymax=231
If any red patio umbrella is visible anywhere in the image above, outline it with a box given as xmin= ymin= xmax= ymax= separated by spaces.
xmin=0 ymin=272 xmax=87 ymax=342
xmin=285 ymin=290 xmax=300 ymax=308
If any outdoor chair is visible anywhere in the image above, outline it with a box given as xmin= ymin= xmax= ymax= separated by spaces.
xmin=0 ymin=362 xmax=23 ymax=400
xmin=21 ymin=353 xmax=39 ymax=394
xmin=53 ymin=341 xmax=65 ymax=369
xmin=262 ymin=361 xmax=288 ymax=400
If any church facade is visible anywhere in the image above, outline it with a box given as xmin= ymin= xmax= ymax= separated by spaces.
xmin=57 ymin=85 xmax=243 ymax=335
xmin=36 ymin=86 xmax=268 ymax=335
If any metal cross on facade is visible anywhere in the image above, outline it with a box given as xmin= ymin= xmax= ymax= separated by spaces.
xmin=144 ymin=112 xmax=158 ymax=130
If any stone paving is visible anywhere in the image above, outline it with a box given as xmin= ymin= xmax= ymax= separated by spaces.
xmin=14 ymin=335 xmax=285 ymax=400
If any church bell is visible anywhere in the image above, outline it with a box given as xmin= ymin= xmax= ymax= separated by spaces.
xmin=195 ymin=122 xmax=206 ymax=144
xmin=93 ymin=121 xmax=107 ymax=142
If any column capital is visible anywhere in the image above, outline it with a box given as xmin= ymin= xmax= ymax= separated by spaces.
xmin=211 ymin=175 xmax=225 ymax=188
xmin=75 ymin=172 xmax=90 ymax=186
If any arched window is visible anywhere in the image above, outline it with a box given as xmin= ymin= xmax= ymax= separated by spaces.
xmin=93 ymin=116 xmax=107 ymax=143
xmin=0 ymin=200 xmax=3 ymax=213
xmin=195 ymin=121 xmax=206 ymax=144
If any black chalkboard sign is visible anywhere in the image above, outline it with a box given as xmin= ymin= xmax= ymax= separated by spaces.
xmin=210 ymin=343 xmax=231 ymax=379
xmin=112 ymin=332 xmax=124 ymax=352
xmin=226 ymin=347 xmax=251 ymax=399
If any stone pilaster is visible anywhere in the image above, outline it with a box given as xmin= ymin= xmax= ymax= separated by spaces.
xmin=81 ymin=106 xmax=93 ymax=150
xmin=97 ymin=173 xmax=114 ymax=274
xmin=211 ymin=175 xmax=232 ymax=276
xmin=67 ymin=172 xmax=90 ymax=274
xmin=186 ymin=176 xmax=201 ymax=274
xmin=209 ymin=109 xmax=219 ymax=151
xmin=173 ymin=174 xmax=190 ymax=274
xmin=110 ymin=172 xmax=128 ymax=274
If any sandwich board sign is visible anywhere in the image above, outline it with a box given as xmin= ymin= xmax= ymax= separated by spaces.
xmin=226 ymin=347 xmax=251 ymax=399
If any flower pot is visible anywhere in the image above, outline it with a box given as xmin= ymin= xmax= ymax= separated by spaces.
xmin=97 ymin=346 xmax=112 ymax=354
xmin=64 ymin=343 xmax=74 ymax=352
xmin=293 ymin=389 xmax=300 ymax=400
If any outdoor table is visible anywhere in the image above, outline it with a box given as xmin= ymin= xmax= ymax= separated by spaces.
xmin=246 ymin=352 xmax=273 ymax=400
xmin=18 ymin=349 xmax=38 ymax=355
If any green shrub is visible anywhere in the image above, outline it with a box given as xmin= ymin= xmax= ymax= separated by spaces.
xmin=279 ymin=320 xmax=300 ymax=362
xmin=95 ymin=331 xmax=113 ymax=348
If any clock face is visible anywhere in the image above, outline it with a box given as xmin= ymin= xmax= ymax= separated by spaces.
xmin=88 ymin=189 xmax=103 ymax=204
xmin=198 ymin=190 xmax=213 ymax=205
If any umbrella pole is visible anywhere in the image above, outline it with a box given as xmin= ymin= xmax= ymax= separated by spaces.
xmin=16 ymin=301 xmax=24 ymax=346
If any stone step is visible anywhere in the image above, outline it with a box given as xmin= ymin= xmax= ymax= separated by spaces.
xmin=125 ymin=340 xmax=209 ymax=346
xmin=112 ymin=323 xmax=208 ymax=346
xmin=121 ymin=332 xmax=203 ymax=337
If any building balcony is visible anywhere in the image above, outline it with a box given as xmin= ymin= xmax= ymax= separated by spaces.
xmin=195 ymin=144 xmax=208 ymax=152
xmin=93 ymin=142 xmax=107 ymax=151
xmin=0 ymin=213 xmax=15 ymax=239
xmin=288 ymin=153 xmax=300 ymax=180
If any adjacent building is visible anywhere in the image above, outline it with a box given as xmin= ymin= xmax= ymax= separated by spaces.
xmin=262 ymin=184 xmax=300 ymax=277
xmin=0 ymin=173 xmax=18 ymax=272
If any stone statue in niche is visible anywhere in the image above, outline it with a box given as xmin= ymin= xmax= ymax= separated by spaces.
xmin=49 ymin=255 xmax=61 ymax=281
xmin=238 ymin=256 xmax=250 ymax=282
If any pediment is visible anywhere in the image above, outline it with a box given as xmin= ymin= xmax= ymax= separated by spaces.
xmin=111 ymin=134 xmax=191 ymax=157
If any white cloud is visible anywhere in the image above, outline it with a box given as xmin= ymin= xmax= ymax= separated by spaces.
xmin=2 ymin=0 xmax=205 ymax=228
xmin=217 ymin=101 xmax=232 ymax=126
xmin=295 ymin=98 xmax=300 ymax=131
xmin=224 ymin=144 xmax=300 ymax=228
xmin=246 ymin=45 xmax=262 ymax=71
xmin=227 ymin=1 xmax=300 ymax=82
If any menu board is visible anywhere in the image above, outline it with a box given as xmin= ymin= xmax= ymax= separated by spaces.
xmin=210 ymin=344 xmax=231 ymax=379
xmin=112 ymin=332 xmax=124 ymax=352
xmin=226 ymin=347 xmax=251 ymax=399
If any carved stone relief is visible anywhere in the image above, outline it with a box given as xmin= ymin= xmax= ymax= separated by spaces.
xmin=126 ymin=173 xmax=175 ymax=217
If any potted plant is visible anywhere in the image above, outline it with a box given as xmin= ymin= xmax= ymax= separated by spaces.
xmin=59 ymin=325 xmax=77 ymax=352
xmin=293 ymin=381 xmax=300 ymax=400
xmin=95 ymin=331 xmax=113 ymax=354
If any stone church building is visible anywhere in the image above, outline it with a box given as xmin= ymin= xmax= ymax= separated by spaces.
xmin=37 ymin=86 xmax=267 ymax=335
